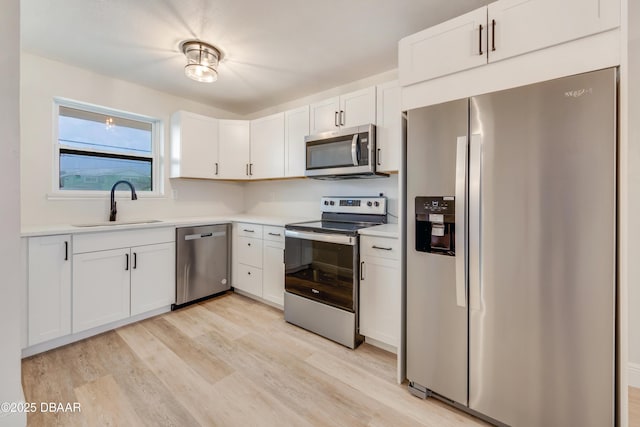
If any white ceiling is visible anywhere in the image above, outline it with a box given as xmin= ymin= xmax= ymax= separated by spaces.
xmin=21 ymin=0 xmax=492 ymax=115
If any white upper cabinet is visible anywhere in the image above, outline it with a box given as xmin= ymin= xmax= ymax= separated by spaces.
xmin=250 ymin=112 xmax=285 ymax=180
xmin=284 ymin=105 xmax=310 ymax=178
xmin=376 ymin=81 xmax=402 ymax=173
xmin=170 ymin=111 xmax=220 ymax=179
xmin=399 ymin=7 xmax=488 ymax=86
xmin=310 ymin=87 xmax=376 ymax=134
xmin=218 ymin=119 xmax=250 ymax=180
xmin=487 ymin=0 xmax=620 ymax=63
xmin=399 ymin=0 xmax=620 ymax=85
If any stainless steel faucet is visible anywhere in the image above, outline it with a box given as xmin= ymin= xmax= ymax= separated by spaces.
xmin=109 ymin=180 xmax=137 ymax=221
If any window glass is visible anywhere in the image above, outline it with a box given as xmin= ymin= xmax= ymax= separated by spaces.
xmin=56 ymin=103 xmax=157 ymax=192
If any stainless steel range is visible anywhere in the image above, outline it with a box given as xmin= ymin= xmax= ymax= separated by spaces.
xmin=284 ymin=196 xmax=387 ymax=348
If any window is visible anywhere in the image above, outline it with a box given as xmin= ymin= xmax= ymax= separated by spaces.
xmin=55 ymin=100 xmax=160 ymax=193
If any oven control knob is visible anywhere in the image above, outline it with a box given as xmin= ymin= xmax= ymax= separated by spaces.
xmin=367 ymin=201 xmax=373 ymax=207
xmin=374 ymin=201 xmax=380 ymax=207
xmin=324 ymin=201 xmax=329 ymax=205
xmin=330 ymin=201 xmax=335 ymax=206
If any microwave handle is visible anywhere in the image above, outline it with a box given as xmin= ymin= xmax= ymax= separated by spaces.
xmin=351 ymin=134 xmax=359 ymax=166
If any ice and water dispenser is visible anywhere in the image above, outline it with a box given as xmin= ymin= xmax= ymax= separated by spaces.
xmin=415 ymin=196 xmax=455 ymax=256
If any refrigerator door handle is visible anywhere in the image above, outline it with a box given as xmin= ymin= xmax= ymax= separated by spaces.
xmin=469 ymin=133 xmax=482 ymax=311
xmin=455 ymin=136 xmax=468 ymax=308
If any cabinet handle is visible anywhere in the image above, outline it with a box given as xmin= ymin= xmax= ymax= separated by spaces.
xmin=248 ymin=243 xmax=251 ymax=247
xmin=372 ymin=245 xmax=393 ymax=251
xmin=248 ymin=271 xmax=251 ymax=275
xmin=478 ymin=24 xmax=484 ymax=56
xmin=249 ymin=163 xmax=253 ymax=176
xmin=334 ymin=111 xmax=339 ymax=127
xmin=360 ymin=261 xmax=365 ymax=280
xmin=340 ymin=110 xmax=345 ymax=126
xmin=64 ymin=241 xmax=68 ymax=261
xmin=215 ymin=162 xmax=219 ymax=175
xmin=491 ymin=19 xmax=496 ymax=52
xmin=377 ymin=148 xmax=381 ymax=166
xmin=246 ymin=163 xmax=249 ymax=176
xmin=125 ymin=253 xmax=129 ymax=271
xmin=243 ymin=229 xmax=255 ymax=233
xmin=133 ymin=252 xmax=137 ymax=269
xmin=268 ymin=232 xmax=281 ymax=236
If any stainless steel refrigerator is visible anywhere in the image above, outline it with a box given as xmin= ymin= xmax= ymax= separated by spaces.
xmin=406 ymin=68 xmax=616 ymax=426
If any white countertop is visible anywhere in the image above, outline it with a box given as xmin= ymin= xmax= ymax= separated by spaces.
xmin=358 ymin=223 xmax=399 ymax=238
xmin=21 ymin=213 xmax=315 ymax=237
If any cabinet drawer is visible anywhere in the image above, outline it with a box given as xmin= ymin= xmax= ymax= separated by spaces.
xmin=236 ymin=236 xmax=263 ymax=268
xmin=237 ymin=223 xmax=263 ymax=238
xmin=263 ymin=226 xmax=284 ymax=243
xmin=235 ymin=263 xmax=263 ymax=297
xmin=73 ymin=227 xmax=175 ymax=254
xmin=361 ymin=236 xmax=400 ymax=260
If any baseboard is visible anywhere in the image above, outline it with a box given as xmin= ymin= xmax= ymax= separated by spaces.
xmin=629 ymin=363 xmax=640 ymax=388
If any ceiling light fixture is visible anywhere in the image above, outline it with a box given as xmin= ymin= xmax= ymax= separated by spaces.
xmin=180 ymin=40 xmax=222 ymax=83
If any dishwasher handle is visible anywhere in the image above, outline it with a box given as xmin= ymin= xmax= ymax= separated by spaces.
xmin=184 ymin=231 xmax=226 ymax=241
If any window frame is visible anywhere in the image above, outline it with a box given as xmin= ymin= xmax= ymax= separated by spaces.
xmin=51 ymin=98 xmax=163 ymax=198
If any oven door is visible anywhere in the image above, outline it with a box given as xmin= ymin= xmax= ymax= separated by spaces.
xmin=284 ymin=229 xmax=358 ymax=312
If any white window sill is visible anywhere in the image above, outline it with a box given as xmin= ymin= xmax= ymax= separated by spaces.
xmin=46 ymin=191 xmax=168 ymax=201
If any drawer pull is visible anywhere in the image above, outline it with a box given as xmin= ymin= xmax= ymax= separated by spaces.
xmin=372 ymin=245 xmax=393 ymax=251
xmin=268 ymin=232 xmax=281 ymax=237
xmin=247 ymin=243 xmax=251 ymax=247
xmin=243 ymin=229 xmax=255 ymax=233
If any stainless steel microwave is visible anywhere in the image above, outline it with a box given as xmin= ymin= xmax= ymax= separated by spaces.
xmin=304 ymin=124 xmax=387 ymax=179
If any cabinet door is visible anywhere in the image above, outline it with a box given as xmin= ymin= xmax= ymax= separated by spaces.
xmin=218 ymin=120 xmax=250 ymax=180
xmin=488 ymin=0 xmax=620 ymax=63
xmin=359 ymin=255 xmax=400 ymax=348
xmin=234 ymin=263 xmax=263 ymax=297
xmin=340 ymin=87 xmax=376 ymax=128
xmin=310 ymin=96 xmax=340 ymax=134
xmin=262 ymin=237 xmax=284 ymax=307
xmin=170 ymin=111 xmax=219 ymax=179
xmin=284 ymin=105 xmax=310 ymax=177
xmin=130 ymin=242 xmax=175 ymax=316
xmin=375 ymin=81 xmax=402 ymax=173
xmin=399 ymin=7 xmax=488 ymax=85
xmin=250 ymin=112 xmax=285 ymax=179
xmin=27 ymin=235 xmax=71 ymax=345
xmin=73 ymin=248 xmax=131 ymax=333
xmin=236 ymin=236 xmax=263 ymax=268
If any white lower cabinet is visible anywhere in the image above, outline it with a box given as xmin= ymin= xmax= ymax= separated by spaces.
xmin=72 ymin=228 xmax=175 ymax=334
xmin=27 ymin=235 xmax=72 ymax=346
xmin=73 ymin=248 xmax=131 ymax=333
xmin=262 ymin=226 xmax=285 ymax=306
xmin=359 ymin=235 xmax=400 ymax=348
xmin=233 ymin=223 xmax=285 ymax=307
xmin=130 ymin=242 xmax=175 ymax=316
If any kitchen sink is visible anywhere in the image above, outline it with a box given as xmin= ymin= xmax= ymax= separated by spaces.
xmin=72 ymin=219 xmax=163 ymax=227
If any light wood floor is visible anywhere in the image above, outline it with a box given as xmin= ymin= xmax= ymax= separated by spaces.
xmin=22 ymin=292 xmax=486 ymax=426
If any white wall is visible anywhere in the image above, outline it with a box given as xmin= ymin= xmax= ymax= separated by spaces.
xmin=0 ymin=0 xmax=26 ymax=426
xmin=20 ymin=54 xmax=245 ymax=226
xmin=243 ymin=175 xmax=399 ymax=221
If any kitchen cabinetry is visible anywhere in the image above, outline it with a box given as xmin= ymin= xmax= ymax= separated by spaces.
xmin=375 ymin=81 xmax=402 ymax=173
xmin=218 ymin=119 xmax=250 ymax=179
xmin=284 ymin=105 xmax=309 ymax=177
xmin=27 ymin=235 xmax=71 ymax=346
xmin=233 ymin=223 xmax=285 ymax=307
xmin=72 ymin=228 xmax=175 ymax=333
xmin=170 ymin=111 xmax=220 ymax=179
xmin=359 ymin=235 xmax=400 ymax=348
xmin=310 ymin=87 xmax=376 ymax=134
xmin=250 ymin=113 xmax=285 ymax=179
xmin=262 ymin=226 xmax=285 ymax=306
xmin=399 ymin=0 xmax=620 ymax=85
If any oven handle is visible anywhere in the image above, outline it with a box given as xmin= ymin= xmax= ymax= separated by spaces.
xmin=285 ymin=229 xmax=356 ymax=246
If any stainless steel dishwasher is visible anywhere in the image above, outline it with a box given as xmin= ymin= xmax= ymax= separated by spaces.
xmin=174 ymin=224 xmax=231 ymax=308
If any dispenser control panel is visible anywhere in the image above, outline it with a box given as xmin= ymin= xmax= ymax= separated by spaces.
xmin=415 ymin=196 xmax=456 ymax=256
